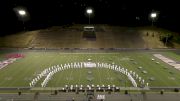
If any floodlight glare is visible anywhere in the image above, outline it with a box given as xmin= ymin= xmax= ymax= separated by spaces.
xmin=151 ymin=13 xmax=157 ymax=18
xmin=18 ymin=10 xmax=26 ymax=16
xmin=87 ymin=9 xmax=92 ymax=14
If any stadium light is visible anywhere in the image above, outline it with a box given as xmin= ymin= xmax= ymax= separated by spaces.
xmin=14 ymin=7 xmax=29 ymax=31
xmin=18 ymin=9 xmax=27 ymax=31
xmin=86 ymin=8 xmax=93 ymax=24
xmin=18 ymin=10 xmax=26 ymax=16
xmin=151 ymin=13 xmax=157 ymax=18
xmin=87 ymin=9 xmax=93 ymax=14
xmin=150 ymin=12 xmax=158 ymax=26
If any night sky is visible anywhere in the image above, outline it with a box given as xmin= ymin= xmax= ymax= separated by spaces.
xmin=0 ymin=0 xmax=180 ymax=35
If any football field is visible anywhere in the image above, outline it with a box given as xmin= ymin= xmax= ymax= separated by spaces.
xmin=0 ymin=50 xmax=180 ymax=88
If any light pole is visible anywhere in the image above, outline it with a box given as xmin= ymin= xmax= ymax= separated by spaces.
xmin=14 ymin=7 xmax=29 ymax=31
xmin=165 ymin=33 xmax=169 ymax=47
xmin=86 ymin=8 xmax=93 ymax=25
xmin=150 ymin=12 xmax=157 ymax=27
xmin=18 ymin=9 xmax=27 ymax=31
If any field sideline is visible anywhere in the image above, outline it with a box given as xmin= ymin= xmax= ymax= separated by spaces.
xmin=0 ymin=50 xmax=180 ymax=88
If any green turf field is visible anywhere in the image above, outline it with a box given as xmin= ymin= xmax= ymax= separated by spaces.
xmin=0 ymin=50 xmax=180 ymax=88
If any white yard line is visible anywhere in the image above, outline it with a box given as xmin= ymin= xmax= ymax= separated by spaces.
xmin=39 ymin=53 xmax=59 ymax=87
xmin=0 ymin=58 xmax=17 ymax=70
xmin=97 ymin=68 xmax=102 ymax=85
xmin=154 ymin=54 xmax=180 ymax=70
xmin=67 ymin=69 xmax=74 ymax=85
xmin=78 ymin=68 xmax=82 ymax=85
xmin=54 ymin=69 xmax=65 ymax=87
xmin=106 ymin=68 xmax=113 ymax=85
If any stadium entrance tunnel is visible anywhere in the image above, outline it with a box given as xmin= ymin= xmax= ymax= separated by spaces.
xmin=29 ymin=62 xmax=148 ymax=88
